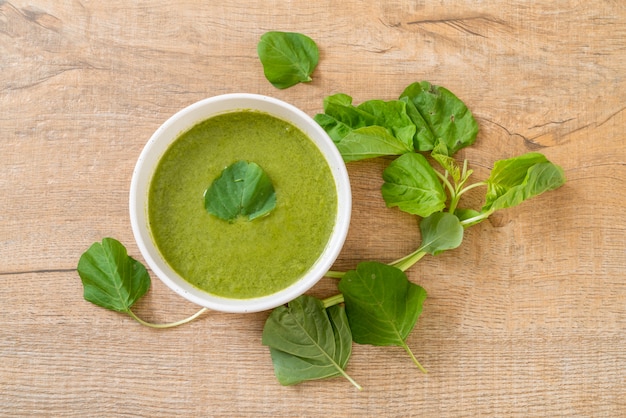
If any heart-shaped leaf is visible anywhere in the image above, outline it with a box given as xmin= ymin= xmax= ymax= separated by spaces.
xmin=77 ymin=238 xmax=151 ymax=313
xmin=257 ymin=31 xmax=319 ymax=89
xmin=338 ymin=262 xmax=427 ymax=372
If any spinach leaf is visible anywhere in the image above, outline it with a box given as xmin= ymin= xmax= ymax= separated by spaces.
xmin=328 ymin=125 xmax=415 ymax=162
xmin=400 ymin=81 xmax=478 ymax=155
xmin=204 ymin=160 xmax=276 ymax=222
xmin=419 ymin=212 xmax=464 ymax=255
xmin=77 ymin=237 xmax=150 ymax=313
xmin=257 ymin=31 xmax=319 ymax=89
xmin=399 ymin=96 xmax=436 ymax=151
xmin=381 ymin=152 xmax=447 ymax=217
xmin=338 ymin=262 xmax=427 ymax=372
xmin=390 ymin=212 xmax=465 ymax=271
xmin=262 ymin=295 xmax=360 ymax=389
xmin=319 ymin=93 xmax=374 ymax=133
xmin=355 ymin=99 xmax=417 ymax=147
xmin=313 ymin=113 xmax=355 ymax=144
xmin=78 ymin=239 xmax=208 ymax=328
xmin=314 ymin=94 xmax=415 ymax=161
xmin=482 ymin=152 xmax=566 ymax=212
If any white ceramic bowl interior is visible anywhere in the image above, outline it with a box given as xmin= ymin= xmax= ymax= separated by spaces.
xmin=129 ymin=93 xmax=351 ymax=313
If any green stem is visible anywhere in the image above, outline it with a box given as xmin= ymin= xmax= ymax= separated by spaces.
xmin=448 ymin=192 xmax=461 ymax=214
xmin=457 ymin=159 xmax=473 ymax=191
xmin=459 ymin=209 xmax=494 ymax=228
xmin=127 ymin=307 xmax=208 ymax=329
xmin=457 ymin=181 xmax=487 ymax=198
xmin=324 ymin=270 xmax=345 ymax=279
xmin=340 ymin=369 xmax=363 ymax=391
xmin=322 ymin=293 xmax=345 ymax=308
xmin=390 ymin=249 xmax=427 ymax=272
xmin=401 ymin=340 xmax=427 ymax=374
xmin=449 ymin=180 xmax=487 ymax=215
xmin=434 ymin=170 xmax=455 ymax=199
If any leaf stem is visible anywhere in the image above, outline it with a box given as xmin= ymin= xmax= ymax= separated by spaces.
xmin=127 ymin=307 xmax=209 ymax=329
xmin=322 ymin=293 xmax=345 ymax=308
xmin=434 ymin=170 xmax=455 ymax=199
xmin=457 ymin=181 xmax=487 ymax=198
xmin=401 ymin=340 xmax=427 ymax=374
xmin=390 ymin=249 xmax=427 ymax=272
xmin=459 ymin=209 xmax=494 ymax=228
xmin=324 ymin=270 xmax=345 ymax=279
xmin=339 ymin=369 xmax=363 ymax=391
xmin=448 ymin=193 xmax=461 ymax=215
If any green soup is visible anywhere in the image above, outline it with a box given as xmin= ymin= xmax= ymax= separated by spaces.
xmin=148 ymin=111 xmax=338 ymax=299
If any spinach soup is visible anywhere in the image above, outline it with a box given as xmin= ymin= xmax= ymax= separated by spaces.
xmin=148 ymin=110 xmax=337 ymax=299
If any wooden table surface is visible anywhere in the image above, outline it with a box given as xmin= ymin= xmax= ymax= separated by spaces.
xmin=2 ymin=1 xmax=625 ymax=416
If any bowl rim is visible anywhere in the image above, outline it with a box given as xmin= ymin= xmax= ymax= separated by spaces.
xmin=129 ymin=93 xmax=351 ymax=313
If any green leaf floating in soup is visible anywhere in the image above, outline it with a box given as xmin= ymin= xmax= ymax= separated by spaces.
xmin=204 ymin=160 xmax=277 ymax=222
xmin=148 ymin=111 xmax=337 ymax=299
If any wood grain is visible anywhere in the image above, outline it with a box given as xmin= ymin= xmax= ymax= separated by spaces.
xmin=1 ymin=0 xmax=625 ymax=416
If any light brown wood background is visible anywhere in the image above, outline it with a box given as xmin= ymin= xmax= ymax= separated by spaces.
xmin=1 ymin=1 xmax=625 ymax=416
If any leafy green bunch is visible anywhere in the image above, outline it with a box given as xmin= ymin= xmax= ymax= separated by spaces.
xmin=260 ymin=81 xmax=566 ymax=389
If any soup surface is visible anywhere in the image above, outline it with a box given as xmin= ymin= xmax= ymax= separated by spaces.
xmin=148 ymin=110 xmax=337 ymax=299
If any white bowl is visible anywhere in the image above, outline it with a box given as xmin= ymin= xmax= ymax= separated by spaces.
xmin=129 ymin=94 xmax=351 ymax=313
